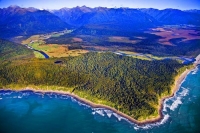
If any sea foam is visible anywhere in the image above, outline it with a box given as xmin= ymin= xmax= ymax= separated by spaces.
xmin=191 ymin=67 xmax=198 ymax=75
xmin=92 ymin=108 xmax=105 ymax=116
xmin=104 ymin=110 xmax=113 ymax=118
xmin=167 ymin=86 xmax=189 ymax=111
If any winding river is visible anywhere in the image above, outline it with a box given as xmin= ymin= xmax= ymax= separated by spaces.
xmin=34 ymin=49 xmax=49 ymax=58
xmin=25 ymin=44 xmax=49 ymax=58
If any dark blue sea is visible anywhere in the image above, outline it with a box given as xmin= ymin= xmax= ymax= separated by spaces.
xmin=0 ymin=66 xmax=199 ymax=133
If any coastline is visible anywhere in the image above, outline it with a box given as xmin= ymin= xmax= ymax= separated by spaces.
xmin=1 ymin=57 xmax=199 ymax=125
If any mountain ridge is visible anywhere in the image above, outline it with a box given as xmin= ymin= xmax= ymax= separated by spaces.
xmin=0 ymin=5 xmax=200 ymax=39
xmin=0 ymin=6 xmax=72 ymax=39
xmin=51 ymin=6 xmax=200 ymax=29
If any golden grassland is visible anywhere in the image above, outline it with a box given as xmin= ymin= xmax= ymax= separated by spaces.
xmin=108 ymin=36 xmax=141 ymax=44
xmin=21 ymin=34 xmax=88 ymax=58
xmin=149 ymin=27 xmax=200 ymax=45
xmin=45 ymin=45 xmax=88 ymax=57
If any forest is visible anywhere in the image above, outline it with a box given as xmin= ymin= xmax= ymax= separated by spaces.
xmin=0 ymin=39 xmax=188 ymax=120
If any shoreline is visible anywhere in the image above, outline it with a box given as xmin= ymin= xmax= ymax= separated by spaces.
xmin=1 ymin=61 xmax=199 ymax=125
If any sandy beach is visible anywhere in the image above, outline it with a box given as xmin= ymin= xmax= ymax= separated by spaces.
xmin=2 ymin=55 xmax=199 ymax=125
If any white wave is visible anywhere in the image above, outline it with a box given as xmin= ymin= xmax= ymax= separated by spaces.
xmin=3 ymin=92 xmax=12 ymax=96
xmin=167 ymin=87 xmax=189 ymax=111
xmin=22 ymin=92 xmax=30 ymax=97
xmin=113 ymin=113 xmax=121 ymax=121
xmin=49 ymin=93 xmax=58 ymax=98
xmin=70 ymin=97 xmax=90 ymax=108
xmin=34 ymin=92 xmax=43 ymax=96
xmin=134 ymin=126 xmax=139 ymax=130
xmin=0 ymin=97 xmax=2 ymax=100
xmin=170 ymin=97 xmax=182 ymax=111
xmin=112 ymin=113 xmax=128 ymax=121
xmin=46 ymin=93 xmax=52 ymax=97
xmin=191 ymin=67 xmax=199 ymax=75
xmin=71 ymin=97 xmax=77 ymax=102
xmin=179 ymin=87 xmax=189 ymax=96
xmin=95 ymin=110 xmax=105 ymax=116
xmin=160 ymin=114 xmax=169 ymax=124
xmin=192 ymin=71 xmax=197 ymax=75
xmin=17 ymin=96 xmax=22 ymax=99
xmin=60 ymin=96 xmax=69 ymax=99
xmin=163 ymin=100 xmax=171 ymax=112
xmin=162 ymin=95 xmax=175 ymax=112
xmin=138 ymin=124 xmax=152 ymax=130
xmin=60 ymin=94 xmax=69 ymax=99
xmin=92 ymin=108 xmax=103 ymax=111
xmin=77 ymin=101 xmax=90 ymax=108
xmin=104 ymin=110 xmax=113 ymax=118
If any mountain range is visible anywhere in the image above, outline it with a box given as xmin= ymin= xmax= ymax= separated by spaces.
xmin=0 ymin=5 xmax=70 ymax=38
xmin=51 ymin=6 xmax=200 ymax=28
xmin=0 ymin=5 xmax=200 ymax=38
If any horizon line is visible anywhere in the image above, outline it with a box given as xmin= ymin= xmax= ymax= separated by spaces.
xmin=1 ymin=5 xmax=200 ymax=11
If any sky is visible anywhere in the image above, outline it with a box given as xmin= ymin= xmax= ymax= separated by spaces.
xmin=0 ymin=0 xmax=199 ymax=10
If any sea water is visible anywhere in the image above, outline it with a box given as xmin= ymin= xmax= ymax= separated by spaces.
xmin=0 ymin=66 xmax=199 ymax=133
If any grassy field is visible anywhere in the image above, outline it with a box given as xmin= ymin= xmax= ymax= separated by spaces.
xmin=33 ymin=51 xmax=45 ymax=58
xmin=21 ymin=35 xmax=46 ymax=45
xmin=44 ymin=44 xmax=88 ymax=57
xmin=21 ymin=31 xmax=88 ymax=58
xmin=50 ymin=30 xmax=73 ymax=38
xmin=116 ymin=51 xmax=165 ymax=61
xmin=30 ymin=42 xmax=88 ymax=58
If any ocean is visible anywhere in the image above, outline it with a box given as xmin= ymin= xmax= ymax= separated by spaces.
xmin=0 ymin=66 xmax=199 ymax=133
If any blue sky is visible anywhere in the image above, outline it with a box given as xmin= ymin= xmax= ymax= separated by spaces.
xmin=0 ymin=0 xmax=199 ymax=10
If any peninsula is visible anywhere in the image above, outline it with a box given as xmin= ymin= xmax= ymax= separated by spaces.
xmin=0 ymin=38 xmax=195 ymax=124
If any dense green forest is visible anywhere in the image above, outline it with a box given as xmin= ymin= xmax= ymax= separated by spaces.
xmin=0 ymin=40 xmax=187 ymax=120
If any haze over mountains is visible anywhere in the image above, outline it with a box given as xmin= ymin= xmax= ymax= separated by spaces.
xmin=0 ymin=5 xmax=200 ymax=38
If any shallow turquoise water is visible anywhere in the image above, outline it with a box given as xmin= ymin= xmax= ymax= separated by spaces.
xmin=0 ymin=66 xmax=199 ymax=133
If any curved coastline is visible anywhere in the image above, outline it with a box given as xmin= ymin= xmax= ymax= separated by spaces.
xmin=1 ymin=58 xmax=199 ymax=125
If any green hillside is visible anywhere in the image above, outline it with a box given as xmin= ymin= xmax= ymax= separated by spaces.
xmin=0 ymin=39 xmax=34 ymax=61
